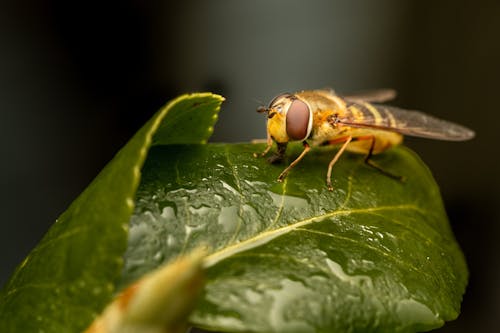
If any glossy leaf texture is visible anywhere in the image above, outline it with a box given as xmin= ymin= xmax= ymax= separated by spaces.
xmin=0 ymin=93 xmax=224 ymax=333
xmin=122 ymin=143 xmax=468 ymax=333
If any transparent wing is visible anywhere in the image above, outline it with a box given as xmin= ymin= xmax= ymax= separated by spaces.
xmin=338 ymin=103 xmax=475 ymax=141
xmin=342 ymin=89 xmax=397 ymax=103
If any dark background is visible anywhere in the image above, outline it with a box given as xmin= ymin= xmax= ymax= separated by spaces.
xmin=1 ymin=1 xmax=498 ymax=332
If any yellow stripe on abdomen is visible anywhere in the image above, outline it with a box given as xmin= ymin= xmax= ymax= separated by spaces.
xmin=384 ymin=108 xmax=397 ymax=127
xmin=363 ymin=102 xmax=383 ymax=125
xmin=349 ymin=105 xmax=364 ymax=122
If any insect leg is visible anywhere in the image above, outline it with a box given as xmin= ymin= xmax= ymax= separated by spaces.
xmin=277 ymin=141 xmax=310 ymax=182
xmin=268 ymin=142 xmax=288 ymax=164
xmin=326 ymin=136 xmax=352 ymax=191
xmin=363 ymin=136 xmax=405 ymax=181
xmin=253 ymin=130 xmax=273 ymax=158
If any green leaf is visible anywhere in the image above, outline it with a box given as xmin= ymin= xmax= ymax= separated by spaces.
xmin=0 ymin=93 xmax=224 ymax=333
xmin=1 ymin=92 xmax=467 ymax=333
xmin=122 ymin=143 xmax=468 ymax=333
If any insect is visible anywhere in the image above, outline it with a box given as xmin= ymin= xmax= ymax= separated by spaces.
xmin=255 ymin=89 xmax=475 ymax=190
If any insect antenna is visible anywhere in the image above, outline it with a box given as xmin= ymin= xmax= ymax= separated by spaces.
xmin=251 ymin=97 xmax=265 ymax=105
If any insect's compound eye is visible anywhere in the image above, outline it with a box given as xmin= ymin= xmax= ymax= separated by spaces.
xmin=286 ymin=99 xmax=311 ymax=140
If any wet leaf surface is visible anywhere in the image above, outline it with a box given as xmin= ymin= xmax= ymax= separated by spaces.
xmin=123 ymin=143 xmax=468 ymax=333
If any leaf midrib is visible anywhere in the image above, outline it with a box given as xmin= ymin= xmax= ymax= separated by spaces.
xmin=202 ymin=204 xmax=422 ymax=268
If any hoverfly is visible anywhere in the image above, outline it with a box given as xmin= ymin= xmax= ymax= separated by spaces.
xmin=255 ymin=89 xmax=475 ymax=190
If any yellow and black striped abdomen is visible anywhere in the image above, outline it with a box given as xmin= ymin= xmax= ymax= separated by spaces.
xmin=337 ymin=102 xmax=402 ymax=154
xmin=346 ymin=102 xmax=398 ymax=129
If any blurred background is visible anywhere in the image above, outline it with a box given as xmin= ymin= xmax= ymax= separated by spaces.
xmin=0 ymin=0 xmax=498 ymax=331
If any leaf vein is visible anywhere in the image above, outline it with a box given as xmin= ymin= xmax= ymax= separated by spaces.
xmin=267 ymin=178 xmax=288 ymax=230
xmin=224 ymin=146 xmax=244 ymax=244
xmin=22 ymin=226 xmax=88 ymax=258
xmin=204 ymin=204 xmax=421 ymax=267
xmin=340 ymin=174 xmax=354 ymax=209
xmin=179 ymin=195 xmax=192 ymax=255
xmin=294 ymin=227 xmax=432 ymax=277
xmin=2 ymin=282 xmax=59 ymax=301
xmin=231 ymin=252 xmax=331 ymax=276
xmin=365 ymin=211 xmax=449 ymax=253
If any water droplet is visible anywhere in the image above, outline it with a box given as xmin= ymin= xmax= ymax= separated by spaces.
xmin=161 ymin=206 xmax=176 ymax=220
xmin=360 ymin=225 xmax=375 ymax=235
xmin=92 ymin=287 xmax=102 ymax=295
xmin=396 ymin=298 xmax=440 ymax=326
xmin=126 ymin=198 xmax=134 ymax=208
xmin=128 ymin=223 xmax=152 ymax=244
xmin=221 ymin=181 xmax=239 ymax=195
xmin=218 ymin=206 xmax=239 ymax=233
xmin=325 ymin=258 xmax=373 ymax=288
xmin=242 ymin=204 xmax=257 ymax=215
xmin=267 ymin=191 xmax=308 ymax=210
xmin=167 ymin=235 xmax=176 ymax=247
xmin=188 ymin=205 xmax=213 ymax=216
xmin=184 ymin=224 xmax=205 ymax=237
xmin=244 ymin=180 xmax=267 ymax=188
xmin=244 ymin=288 xmax=262 ymax=304
xmin=105 ymin=283 xmax=114 ymax=293
xmin=266 ymin=279 xmax=315 ymax=332
xmin=154 ymin=251 xmax=164 ymax=262
xmin=348 ymin=258 xmax=376 ymax=271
